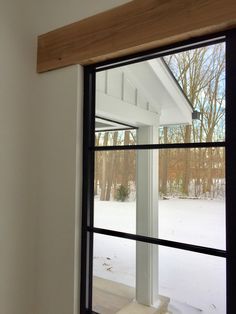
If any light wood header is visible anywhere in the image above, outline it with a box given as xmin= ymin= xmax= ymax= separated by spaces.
xmin=37 ymin=0 xmax=236 ymax=73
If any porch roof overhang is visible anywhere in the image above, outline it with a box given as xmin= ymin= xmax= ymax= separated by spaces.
xmin=96 ymin=58 xmax=193 ymax=129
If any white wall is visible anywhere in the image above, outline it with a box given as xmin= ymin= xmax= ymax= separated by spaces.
xmin=0 ymin=1 xmax=36 ymax=313
xmin=0 ymin=1 xmax=130 ymax=314
xmin=32 ymin=66 xmax=82 ymax=314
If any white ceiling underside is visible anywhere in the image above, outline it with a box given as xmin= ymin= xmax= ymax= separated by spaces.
xmin=96 ymin=58 xmax=193 ymax=128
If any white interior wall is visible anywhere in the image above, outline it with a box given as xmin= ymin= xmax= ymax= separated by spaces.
xmin=32 ymin=66 xmax=82 ymax=314
xmin=0 ymin=1 xmax=131 ymax=314
xmin=0 ymin=1 xmax=36 ymax=313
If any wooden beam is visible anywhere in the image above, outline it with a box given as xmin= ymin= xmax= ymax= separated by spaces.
xmin=37 ymin=0 xmax=236 ymax=73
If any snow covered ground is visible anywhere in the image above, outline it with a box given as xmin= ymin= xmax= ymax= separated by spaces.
xmin=93 ymin=199 xmax=226 ymax=314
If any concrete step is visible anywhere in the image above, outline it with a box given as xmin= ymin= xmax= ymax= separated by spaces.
xmin=116 ymin=295 xmax=171 ymax=314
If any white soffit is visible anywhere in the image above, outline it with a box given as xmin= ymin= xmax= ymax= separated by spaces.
xmin=96 ymin=58 xmax=193 ymax=127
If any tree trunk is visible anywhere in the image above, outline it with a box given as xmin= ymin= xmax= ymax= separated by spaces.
xmin=160 ymin=127 xmax=168 ymax=195
xmin=121 ymin=131 xmax=130 ymax=188
xmin=182 ymin=125 xmax=191 ymax=195
xmin=100 ymin=132 xmax=109 ymax=200
xmin=94 ymin=133 xmax=101 ymax=195
xmin=105 ymin=132 xmax=118 ymax=200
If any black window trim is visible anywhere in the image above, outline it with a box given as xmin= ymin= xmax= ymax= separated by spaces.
xmin=80 ymin=29 xmax=236 ymax=314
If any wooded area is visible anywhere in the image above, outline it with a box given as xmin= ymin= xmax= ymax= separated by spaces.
xmin=95 ymin=43 xmax=225 ymax=201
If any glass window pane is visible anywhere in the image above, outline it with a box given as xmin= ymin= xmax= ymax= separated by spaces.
xmin=93 ymin=234 xmax=226 ymax=314
xmin=95 ymin=42 xmax=225 ymax=146
xmin=94 ymin=147 xmax=225 ymax=249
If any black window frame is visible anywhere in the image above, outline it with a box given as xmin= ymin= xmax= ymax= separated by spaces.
xmin=80 ymin=29 xmax=236 ymax=314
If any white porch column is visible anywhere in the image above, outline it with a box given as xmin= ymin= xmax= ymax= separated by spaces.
xmin=136 ymin=125 xmax=159 ymax=306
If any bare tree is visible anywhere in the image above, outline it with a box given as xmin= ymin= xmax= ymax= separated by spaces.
xmin=162 ymin=43 xmax=225 ymax=197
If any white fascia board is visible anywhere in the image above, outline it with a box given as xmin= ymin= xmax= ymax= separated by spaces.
xmin=96 ymin=91 xmax=159 ymax=127
xmin=160 ymin=107 xmax=191 ymax=126
xmin=148 ymin=59 xmax=193 ymax=125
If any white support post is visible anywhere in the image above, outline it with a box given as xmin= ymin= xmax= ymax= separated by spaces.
xmin=136 ymin=125 xmax=159 ymax=307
